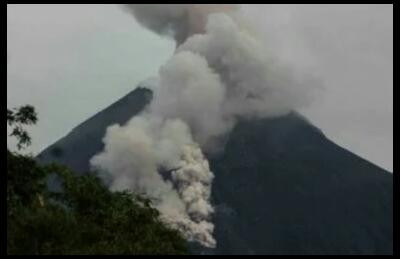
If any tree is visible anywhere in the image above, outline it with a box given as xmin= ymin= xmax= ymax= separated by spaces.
xmin=7 ymin=105 xmax=37 ymax=150
xmin=7 ymin=106 xmax=188 ymax=255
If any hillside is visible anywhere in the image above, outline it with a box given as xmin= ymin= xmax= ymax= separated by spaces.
xmin=38 ymin=87 xmax=393 ymax=255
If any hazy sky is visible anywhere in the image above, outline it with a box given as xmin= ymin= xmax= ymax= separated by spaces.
xmin=7 ymin=4 xmax=393 ymax=171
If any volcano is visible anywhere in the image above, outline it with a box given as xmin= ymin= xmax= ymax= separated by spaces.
xmin=37 ymin=87 xmax=393 ymax=255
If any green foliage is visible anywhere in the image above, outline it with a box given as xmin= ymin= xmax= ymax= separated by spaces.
xmin=7 ymin=160 xmax=188 ymax=255
xmin=7 ymin=107 xmax=188 ymax=255
xmin=7 ymin=150 xmax=47 ymax=214
xmin=7 ymin=105 xmax=38 ymax=150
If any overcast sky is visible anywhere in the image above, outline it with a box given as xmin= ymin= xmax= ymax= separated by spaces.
xmin=7 ymin=4 xmax=393 ymax=171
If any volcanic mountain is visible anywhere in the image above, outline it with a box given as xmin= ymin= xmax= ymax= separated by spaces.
xmin=37 ymin=87 xmax=393 ymax=255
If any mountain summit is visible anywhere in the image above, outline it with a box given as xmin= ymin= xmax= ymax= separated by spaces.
xmin=38 ymin=87 xmax=393 ymax=255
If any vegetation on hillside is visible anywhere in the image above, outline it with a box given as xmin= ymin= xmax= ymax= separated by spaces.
xmin=7 ymin=106 xmax=188 ymax=255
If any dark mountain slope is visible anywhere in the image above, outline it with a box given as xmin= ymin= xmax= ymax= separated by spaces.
xmin=37 ymin=87 xmax=393 ymax=255
xmin=209 ymin=114 xmax=392 ymax=254
xmin=38 ymin=87 xmax=152 ymax=174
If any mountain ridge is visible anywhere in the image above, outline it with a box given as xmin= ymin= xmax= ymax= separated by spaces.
xmin=37 ymin=87 xmax=393 ymax=255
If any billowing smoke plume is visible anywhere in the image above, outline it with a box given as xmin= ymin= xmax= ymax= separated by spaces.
xmin=122 ymin=4 xmax=238 ymax=44
xmin=92 ymin=4 xmax=318 ymax=248
xmin=91 ymin=115 xmax=215 ymax=247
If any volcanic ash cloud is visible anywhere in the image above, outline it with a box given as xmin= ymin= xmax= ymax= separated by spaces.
xmin=92 ymin=4 xmax=318 ymax=248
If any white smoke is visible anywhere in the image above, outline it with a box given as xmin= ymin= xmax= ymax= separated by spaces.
xmin=91 ymin=114 xmax=216 ymax=247
xmin=153 ymin=51 xmax=230 ymax=150
xmin=91 ymin=4 xmax=318 ymax=248
xmin=122 ymin=4 xmax=238 ymax=44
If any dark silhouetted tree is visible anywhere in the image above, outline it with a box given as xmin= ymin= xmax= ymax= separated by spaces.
xmin=7 ymin=106 xmax=188 ymax=255
xmin=7 ymin=105 xmax=37 ymax=150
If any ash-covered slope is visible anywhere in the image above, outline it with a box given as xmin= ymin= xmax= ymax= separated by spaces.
xmin=38 ymin=87 xmax=393 ymax=255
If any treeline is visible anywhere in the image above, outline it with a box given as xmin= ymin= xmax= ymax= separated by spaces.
xmin=7 ymin=106 xmax=188 ymax=255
